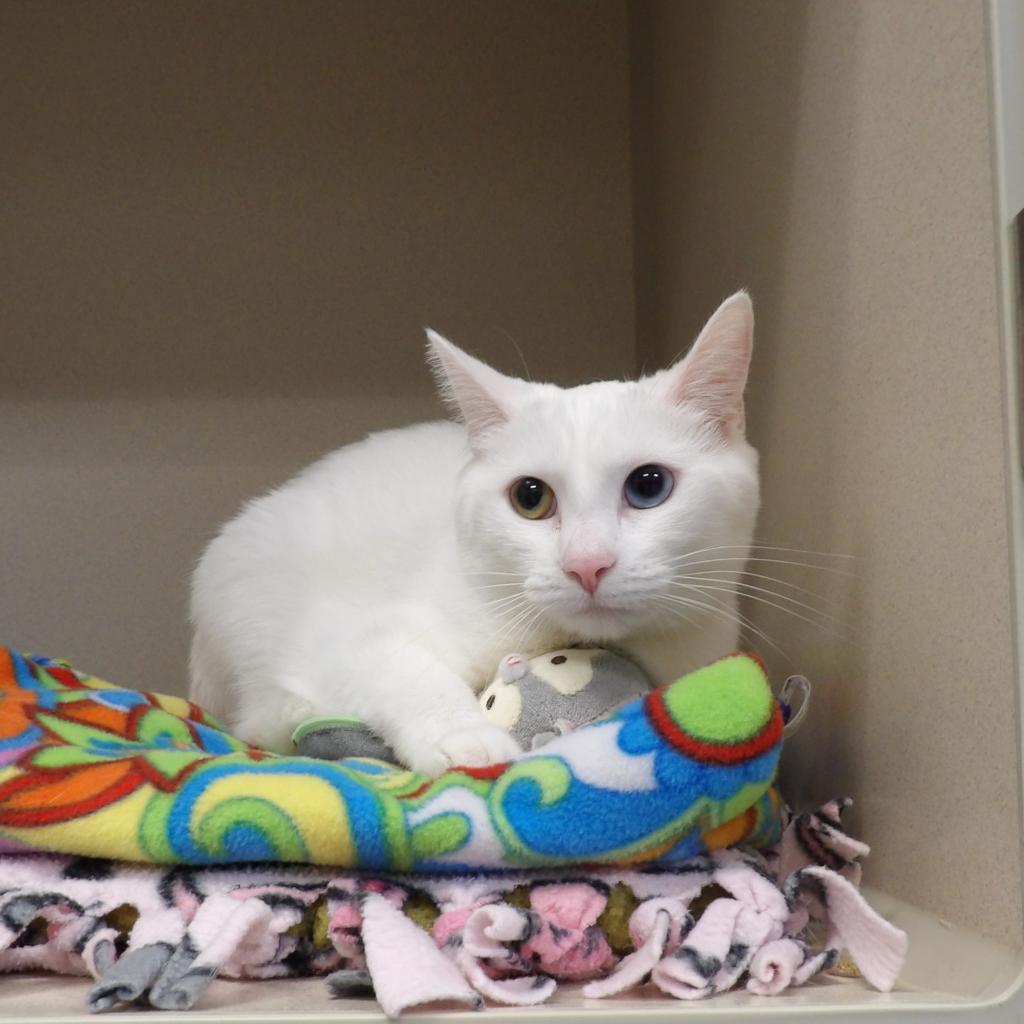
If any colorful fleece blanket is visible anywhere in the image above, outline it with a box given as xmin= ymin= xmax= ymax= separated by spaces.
xmin=0 ymin=648 xmax=783 ymax=870
xmin=0 ymin=801 xmax=908 ymax=1015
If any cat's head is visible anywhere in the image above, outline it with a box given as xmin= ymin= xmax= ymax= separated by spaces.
xmin=426 ymin=292 xmax=759 ymax=644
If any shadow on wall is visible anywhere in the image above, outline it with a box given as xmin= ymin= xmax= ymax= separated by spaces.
xmin=0 ymin=0 xmax=635 ymax=692
xmin=629 ymin=0 xmax=861 ymax=805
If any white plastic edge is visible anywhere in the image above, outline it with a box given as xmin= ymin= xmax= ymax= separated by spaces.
xmin=987 ymin=0 xmax=1024 ymax=1016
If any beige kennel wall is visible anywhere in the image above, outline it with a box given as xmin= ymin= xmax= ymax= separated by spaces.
xmin=5 ymin=0 xmax=1021 ymax=955
xmin=1 ymin=1 xmax=635 ymax=692
xmin=631 ymin=0 xmax=1023 ymax=945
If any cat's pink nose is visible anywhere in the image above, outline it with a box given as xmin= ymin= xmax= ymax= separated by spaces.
xmin=563 ymin=556 xmax=615 ymax=594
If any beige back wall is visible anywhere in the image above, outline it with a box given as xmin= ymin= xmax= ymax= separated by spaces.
xmin=631 ymin=0 xmax=1022 ymax=944
xmin=6 ymin=0 xmax=1021 ymax=947
xmin=1 ymin=1 xmax=635 ymax=692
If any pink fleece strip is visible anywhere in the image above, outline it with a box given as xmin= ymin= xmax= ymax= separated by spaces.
xmin=361 ymin=892 xmax=481 ymax=1018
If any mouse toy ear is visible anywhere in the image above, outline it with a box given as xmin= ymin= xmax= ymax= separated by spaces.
xmin=498 ymin=653 xmax=529 ymax=683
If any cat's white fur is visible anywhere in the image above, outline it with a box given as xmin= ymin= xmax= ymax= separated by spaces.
xmin=189 ymin=293 xmax=759 ymax=775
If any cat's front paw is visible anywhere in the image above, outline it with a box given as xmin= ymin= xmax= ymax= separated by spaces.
xmin=408 ymin=722 xmax=522 ymax=777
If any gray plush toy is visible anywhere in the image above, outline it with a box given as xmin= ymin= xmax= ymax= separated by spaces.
xmin=477 ymin=647 xmax=651 ymax=750
xmin=292 ymin=646 xmax=652 ymax=763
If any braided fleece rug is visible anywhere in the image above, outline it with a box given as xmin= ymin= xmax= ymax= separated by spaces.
xmin=0 ymin=800 xmax=906 ymax=1016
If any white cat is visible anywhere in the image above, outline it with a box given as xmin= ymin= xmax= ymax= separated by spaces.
xmin=189 ymin=292 xmax=759 ymax=775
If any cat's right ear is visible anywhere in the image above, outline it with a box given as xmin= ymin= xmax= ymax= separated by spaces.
xmin=425 ymin=329 xmax=527 ymax=447
xmin=657 ymin=291 xmax=754 ymax=434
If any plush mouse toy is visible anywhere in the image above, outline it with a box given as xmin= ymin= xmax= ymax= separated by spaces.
xmin=478 ymin=647 xmax=651 ymax=750
xmin=293 ymin=646 xmax=652 ymax=763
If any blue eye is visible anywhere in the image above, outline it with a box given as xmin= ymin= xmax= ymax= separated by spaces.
xmin=624 ymin=464 xmax=674 ymax=509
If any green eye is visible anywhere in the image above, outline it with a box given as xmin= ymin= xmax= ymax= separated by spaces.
xmin=510 ymin=477 xmax=556 ymax=520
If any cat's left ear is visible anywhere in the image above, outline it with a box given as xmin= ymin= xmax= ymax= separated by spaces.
xmin=425 ymin=329 xmax=529 ymax=448
xmin=659 ymin=291 xmax=753 ymax=434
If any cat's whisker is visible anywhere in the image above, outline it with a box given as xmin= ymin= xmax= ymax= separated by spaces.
xmin=712 ymin=596 xmax=798 ymax=664
xmin=499 ymin=601 xmax=541 ymax=641
xmin=670 ymin=574 xmax=846 ymax=627
xmin=665 ymin=550 xmax=853 ymax=570
xmin=660 ymin=587 xmax=783 ymax=649
xmin=487 ymin=593 xmax=530 ymax=617
xmin=495 ymin=619 xmax=526 ymax=645
xmin=652 ymin=592 xmax=699 ymax=619
xmin=461 ymin=571 xmax=527 ymax=578
xmin=482 ymin=586 xmax=526 ymax=601
xmin=667 ymin=556 xmax=858 ymax=578
xmin=651 ymin=595 xmax=703 ymax=633
xmin=504 ymin=618 xmax=540 ymax=649
xmin=665 ymin=542 xmax=855 ymax=563
xmin=728 ymin=586 xmax=847 ymax=633
xmin=749 ymin=539 xmax=856 ymax=559
xmin=702 ymin=584 xmax=845 ymax=633
xmin=684 ymin=567 xmax=842 ymax=609
xmin=482 ymin=588 xmax=529 ymax=619
xmin=671 ymin=580 xmax=850 ymax=644
xmin=471 ymin=581 xmax=528 ymax=591
xmin=658 ymin=590 xmax=794 ymax=666
xmin=663 ymin=557 xmax=856 ymax=581
xmin=655 ymin=593 xmax=790 ymax=666
xmin=485 ymin=594 xmax=529 ymax=615
xmin=515 ymin=606 xmax=549 ymax=650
